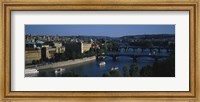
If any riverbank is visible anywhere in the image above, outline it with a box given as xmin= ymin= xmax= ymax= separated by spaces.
xmin=26 ymin=56 xmax=96 ymax=70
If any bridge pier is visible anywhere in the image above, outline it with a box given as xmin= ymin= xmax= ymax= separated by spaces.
xmin=150 ymin=48 xmax=153 ymax=52
xmin=133 ymin=57 xmax=137 ymax=62
xmin=141 ymin=48 xmax=144 ymax=52
xmin=116 ymin=48 xmax=120 ymax=52
xmin=96 ymin=56 xmax=99 ymax=60
xmin=133 ymin=48 xmax=136 ymax=52
xmin=125 ymin=48 xmax=128 ymax=52
xmin=167 ymin=49 xmax=169 ymax=53
xmin=112 ymin=56 xmax=117 ymax=61
xmin=154 ymin=57 xmax=158 ymax=61
xmin=158 ymin=49 xmax=161 ymax=53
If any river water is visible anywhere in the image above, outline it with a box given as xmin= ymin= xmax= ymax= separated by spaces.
xmin=27 ymin=49 xmax=169 ymax=77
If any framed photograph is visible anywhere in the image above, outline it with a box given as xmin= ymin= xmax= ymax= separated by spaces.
xmin=0 ymin=0 xmax=199 ymax=101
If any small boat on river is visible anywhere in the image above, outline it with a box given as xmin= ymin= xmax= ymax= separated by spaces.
xmin=25 ymin=68 xmax=39 ymax=74
xmin=99 ymin=61 xmax=106 ymax=66
xmin=111 ymin=66 xmax=119 ymax=71
xmin=54 ymin=68 xmax=65 ymax=74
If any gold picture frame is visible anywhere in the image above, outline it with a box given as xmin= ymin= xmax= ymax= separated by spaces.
xmin=0 ymin=0 xmax=199 ymax=101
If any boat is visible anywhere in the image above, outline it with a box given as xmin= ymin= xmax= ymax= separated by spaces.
xmin=111 ymin=66 xmax=119 ymax=71
xmin=25 ymin=68 xmax=39 ymax=74
xmin=54 ymin=68 xmax=65 ymax=74
xmin=99 ymin=61 xmax=106 ymax=66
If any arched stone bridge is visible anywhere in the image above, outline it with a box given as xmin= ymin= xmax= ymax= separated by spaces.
xmin=119 ymin=46 xmax=173 ymax=53
xmin=97 ymin=53 xmax=169 ymax=62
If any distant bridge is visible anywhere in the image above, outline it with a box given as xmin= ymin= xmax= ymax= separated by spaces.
xmin=97 ymin=53 xmax=169 ymax=62
xmin=118 ymin=46 xmax=174 ymax=53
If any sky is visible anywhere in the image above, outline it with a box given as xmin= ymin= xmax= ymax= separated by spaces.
xmin=25 ymin=25 xmax=175 ymax=37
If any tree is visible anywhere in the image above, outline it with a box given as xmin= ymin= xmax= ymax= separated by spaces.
xmin=139 ymin=55 xmax=175 ymax=77
xmin=39 ymin=59 xmax=44 ymax=64
xmin=123 ymin=65 xmax=130 ymax=77
xmin=129 ymin=63 xmax=138 ymax=77
xmin=146 ymin=41 xmax=153 ymax=48
xmin=102 ymin=72 xmax=111 ymax=77
xmin=152 ymin=55 xmax=175 ymax=77
xmin=36 ymin=60 xmax=40 ymax=64
xmin=98 ymin=49 xmax=105 ymax=54
xmin=64 ymin=70 xmax=80 ymax=77
xmin=140 ymin=65 xmax=153 ymax=77
xmin=111 ymin=42 xmax=119 ymax=52
xmin=109 ymin=70 xmax=121 ymax=77
xmin=72 ymin=51 xmax=76 ymax=60
xmin=60 ymin=53 xmax=67 ymax=61
xmin=32 ymin=60 xmax=36 ymax=64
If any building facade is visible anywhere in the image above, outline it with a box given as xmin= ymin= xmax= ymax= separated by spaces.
xmin=25 ymin=50 xmax=41 ymax=64
xmin=25 ymin=41 xmax=65 ymax=64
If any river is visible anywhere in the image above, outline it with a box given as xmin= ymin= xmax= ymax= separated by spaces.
xmin=26 ymin=49 xmax=169 ymax=77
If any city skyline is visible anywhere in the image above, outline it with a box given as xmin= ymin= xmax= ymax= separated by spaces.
xmin=25 ymin=25 xmax=175 ymax=37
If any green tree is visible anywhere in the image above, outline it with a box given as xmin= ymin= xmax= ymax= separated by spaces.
xmin=54 ymin=53 xmax=67 ymax=61
xmin=129 ymin=63 xmax=138 ymax=77
xmin=140 ymin=55 xmax=175 ymax=77
xmin=64 ymin=70 xmax=80 ymax=77
xmin=39 ymin=59 xmax=44 ymax=64
xmin=72 ymin=51 xmax=76 ymax=60
xmin=102 ymin=72 xmax=111 ymax=77
xmin=98 ymin=49 xmax=105 ymax=54
xmin=152 ymin=55 xmax=175 ymax=77
xmin=32 ymin=60 xmax=36 ymax=64
xmin=140 ymin=65 xmax=153 ymax=77
xmin=36 ymin=60 xmax=39 ymax=64
xmin=111 ymin=42 xmax=119 ymax=52
xmin=109 ymin=70 xmax=121 ymax=77
xmin=123 ymin=65 xmax=130 ymax=77
xmin=60 ymin=53 xmax=67 ymax=61
xmin=146 ymin=41 xmax=153 ymax=47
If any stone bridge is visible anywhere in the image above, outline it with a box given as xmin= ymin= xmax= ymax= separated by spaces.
xmin=97 ymin=53 xmax=169 ymax=62
xmin=119 ymin=46 xmax=173 ymax=53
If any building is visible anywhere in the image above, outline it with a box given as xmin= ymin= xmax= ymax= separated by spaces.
xmin=25 ymin=50 xmax=41 ymax=64
xmin=41 ymin=42 xmax=65 ymax=60
xmin=91 ymin=43 xmax=100 ymax=49
xmin=25 ymin=42 xmax=36 ymax=50
xmin=42 ymin=47 xmax=65 ymax=60
xmin=25 ymin=41 xmax=65 ymax=64
xmin=81 ymin=42 xmax=92 ymax=53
